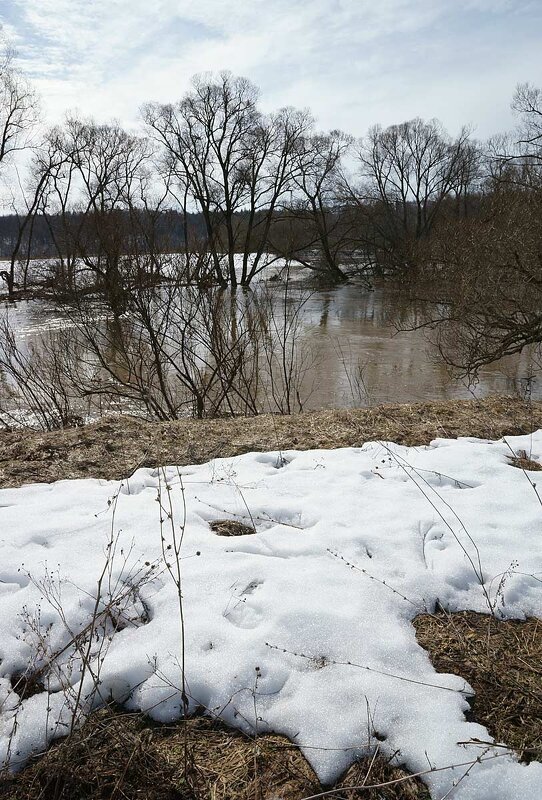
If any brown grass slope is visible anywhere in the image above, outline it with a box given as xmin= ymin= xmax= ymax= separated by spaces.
xmin=1 ymin=396 xmax=541 ymax=488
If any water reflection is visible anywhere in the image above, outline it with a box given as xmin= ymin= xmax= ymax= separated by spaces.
xmin=2 ymin=284 xmax=541 ymax=416
xmin=289 ymin=284 xmax=541 ymax=407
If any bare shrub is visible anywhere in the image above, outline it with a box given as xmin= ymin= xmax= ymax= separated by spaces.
xmin=256 ymin=280 xmax=314 ymax=414
xmin=0 ymin=316 xmax=84 ymax=429
xmin=403 ymin=188 xmax=542 ymax=378
xmin=0 ymin=274 xmax=312 ymax=428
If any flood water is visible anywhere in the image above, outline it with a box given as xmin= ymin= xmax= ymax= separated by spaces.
xmin=294 ymin=284 xmax=542 ymax=407
xmin=2 ymin=282 xmax=541 ymax=419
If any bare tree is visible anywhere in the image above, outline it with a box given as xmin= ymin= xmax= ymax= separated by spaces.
xmin=143 ymin=72 xmax=310 ymax=287
xmin=484 ymin=133 xmax=519 ymax=190
xmin=354 ymin=118 xmax=473 ymax=273
xmin=513 ymin=83 xmax=542 ymax=167
xmin=63 ymin=117 xmax=152 ymax=313
xmin=276 ymin=130 xmax=363 ymax=282
xmin=32 ymin=131 xmax=86 ymax=296
xmin=235 ymin=105 xmax=312 ymax=284
xmin=144 ymin=73 xmax=259 ymax=287
xmin=0 ymin=43 xmax=39 ymax=297
xmin=26 ymin=117 xmax=154 ymax=312
xmin=0 ymin=45 xmax=37 ymax=166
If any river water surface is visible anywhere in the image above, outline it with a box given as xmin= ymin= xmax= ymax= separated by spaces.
xmin=294 ymin=284 xmax=542 ymax=406
xmin=2 ymin=283 xmax=541 ymax=419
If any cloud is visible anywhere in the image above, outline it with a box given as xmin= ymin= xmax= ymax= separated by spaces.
xmin=1 ymin=0 xmax=541 ymax=138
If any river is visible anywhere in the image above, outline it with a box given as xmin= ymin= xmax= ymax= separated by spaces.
xmin=2 ymin=281 xmax=541 ymax=424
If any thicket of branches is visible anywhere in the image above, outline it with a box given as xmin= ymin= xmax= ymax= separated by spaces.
xmin=406 ymin=84 xmax=542 ymax=376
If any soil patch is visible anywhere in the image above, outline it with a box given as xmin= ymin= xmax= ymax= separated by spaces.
xmin=414 ymin=611 xmax=542 ymax=763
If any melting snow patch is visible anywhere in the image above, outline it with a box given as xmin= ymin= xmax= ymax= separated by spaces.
xmin=0 ymin=433 xmax=541 ymax=797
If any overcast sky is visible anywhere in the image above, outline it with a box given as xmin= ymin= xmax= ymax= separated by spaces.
xmin=1 ymin=0 xmax=541 ymax=139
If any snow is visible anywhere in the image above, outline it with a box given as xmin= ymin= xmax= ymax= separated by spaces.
xmin=0 ymin=253 xmax=311 ymax=288
xmin=1 ymin=432 xmax=542 ymax=798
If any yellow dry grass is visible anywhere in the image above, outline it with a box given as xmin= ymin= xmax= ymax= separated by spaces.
xmin=1 ymin=711 xmax=430 ymax=800
xmin=1 ymin=396 xmax=541 ymax=488
xmin=415 ymin=612 xmax=542 ymax=763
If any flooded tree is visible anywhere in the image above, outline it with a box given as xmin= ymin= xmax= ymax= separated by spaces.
xmin=24 ymin=118 xmax=163 ymax=313
xmin=281 ymin=129 xmax=362 ymax=281
xmin=354 ymin=118 xmax=474 ymax=274
xmin=143 ymin=72 xmax=312 ymax=287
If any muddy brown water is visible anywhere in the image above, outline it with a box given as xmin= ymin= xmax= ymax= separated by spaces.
xmin=288 ymin=284 xmax=541 ymax=407
xmin=2 ymin=284 xmax=541 ymax=419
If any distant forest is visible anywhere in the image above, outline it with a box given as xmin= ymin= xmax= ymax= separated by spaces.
xmin=0 ymin=210 xmax=204 ymax=258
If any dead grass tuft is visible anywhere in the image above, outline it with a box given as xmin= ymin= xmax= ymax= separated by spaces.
xmin=414 ymin=611 xmax=542 ymax=763
xmin=209 ymin=519 xmax=256 ymax=536
xmin=10 ymin=671 xmax=44 ymax=701
xmin=508 ymin=449 xmax=542 ymax=471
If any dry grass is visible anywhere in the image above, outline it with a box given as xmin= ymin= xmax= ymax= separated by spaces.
xmin=414 ymin=611 xmax=542 ymax=763
xmin=0 ymin=710 xmax=430 ymax=800
xmin=1 ymin=396 xmax=541 ymax=489
xmin=209 ymin=519 xmax=256 ymax=536
xmin=508 ymin=449 xmax=542 ymax=472
xmin=3 ymin=612 xmax=540 ymax=800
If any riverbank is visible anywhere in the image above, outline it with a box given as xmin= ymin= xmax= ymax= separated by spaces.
xmin=1 ymin=397 xmax=541 ymax=799
xmin=1 ymin=395 xmax=541 ymax=488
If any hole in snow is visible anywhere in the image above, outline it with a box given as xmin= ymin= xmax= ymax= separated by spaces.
xmin=11 ymin=669 xmax=44 ymax=700
xmin=253 ymin=452 xmax=291 ymax=469
xmin=0 ymin=571 xmax=30 ymax=589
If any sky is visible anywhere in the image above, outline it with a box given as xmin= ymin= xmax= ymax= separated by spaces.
xmin=1 ymin=0 xmax=541 ymax=140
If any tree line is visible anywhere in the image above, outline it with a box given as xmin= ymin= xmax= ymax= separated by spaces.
xmin=1 ymin=42 xmax=542 ymax=378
